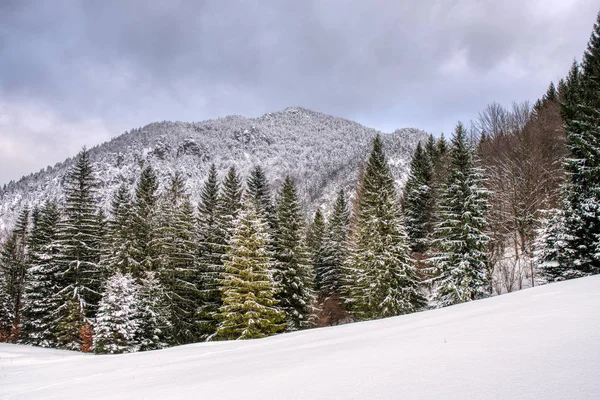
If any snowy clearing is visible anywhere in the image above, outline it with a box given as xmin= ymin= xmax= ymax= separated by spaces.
xmin=2 ymin=276 xmax=599 ymax=399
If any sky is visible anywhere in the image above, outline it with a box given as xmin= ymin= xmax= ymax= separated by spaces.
xmin=0 ymin=0 xmax=598 ymax=184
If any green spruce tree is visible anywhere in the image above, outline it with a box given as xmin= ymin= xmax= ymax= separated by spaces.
xmin=306 ymin=209 xmax=326 ymax=296
xmin=0 ymin=207 xmax=30 ymax=340
xmin=213 ymin=199 xmax=284 ymax=340
xmin=402 ymin=142 xmax=434 ymax=253
xmin=196 ymin=165 xmax=225 ymax=339
xmin=131 ymin=165 xmax=160 ymax=277
xmin=54 ymin=148 xmax=104 ymax=348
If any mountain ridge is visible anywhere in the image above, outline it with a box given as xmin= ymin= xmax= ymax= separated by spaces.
xmin=0 ymin=107 xmax=427 ymax=230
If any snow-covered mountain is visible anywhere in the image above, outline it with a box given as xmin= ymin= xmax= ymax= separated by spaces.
xmin=2 ymin=276 xmax=598 ymax=399
xmin=0 ymin=107 xmax=426 ymax=230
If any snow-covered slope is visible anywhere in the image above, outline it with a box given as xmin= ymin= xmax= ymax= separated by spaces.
xmin=2 ymin=276 xmax=599 ymax=399
xmin=0 ymin=107 xmax=426 ymax=229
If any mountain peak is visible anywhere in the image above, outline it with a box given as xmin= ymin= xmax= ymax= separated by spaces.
xmin=0 ymin=109 xmax=427 ymax=230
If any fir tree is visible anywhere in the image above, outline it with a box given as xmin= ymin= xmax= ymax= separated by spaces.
xmin=55 ymin=148 xmax=104 ymax=326
xmin=246 ymin=166 xmax=276 ymax=228
xmin=321 ymin=190 xmax=350 ymax=300
xmin=103 ymin=184 xmax=135 ymax=275
xmin=94 ymin=272 xmax=141 ymax=354
xmin=402 ymin=142 xmax=434 ymax=253
xmin=196 ymin=165 xmax=225 ymax=339
xmin=428 ymin=123 xmax=491 ymax=307
xmin=137 ymin=272 xmax=170 ymax=350
xmin=306 ymin=209 xmax=326 ymax=295
xmin=0 ymin=207 xmax=30 ymax=340
xmin=217 ymin=166 xmax=244 ymax=243
xmin=319 ymin=190 xmax=351 ymax=325
xmin=131 ymin=165 xmax=160 ymax=277
xmin=20 ymin=202 xmax=62 ymax=346
xmin=153 ymin=173 xmax=201 ymax=344
xmin=347 ymin=136 xmax=425 ymax=320
xmin=272 ymin=176 xmax=316 ymax=330
xmin=55 ymin=298 xmax=84 ymax=351
xmin=213 ymin=199 xmax=284 ymax=340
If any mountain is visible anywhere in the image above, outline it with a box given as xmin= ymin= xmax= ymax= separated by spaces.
xmin=0 ymin=107 xmax=426 ymax=230
xmin=2 ymin=275 xmax=598 ymax=399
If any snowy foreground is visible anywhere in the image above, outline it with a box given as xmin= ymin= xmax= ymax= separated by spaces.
xmin=2 ymin=277 xmax=599 ymax=399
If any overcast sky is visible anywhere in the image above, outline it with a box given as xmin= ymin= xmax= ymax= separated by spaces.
xmin=0 ymin=0 xmax=598 ymax=184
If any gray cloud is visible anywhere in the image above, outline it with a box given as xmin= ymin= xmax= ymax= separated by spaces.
xmin=0 ymin=0 xmax=597 ymax=183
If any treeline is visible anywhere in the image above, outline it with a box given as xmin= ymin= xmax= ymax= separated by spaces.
xmin=1 ymin=9 xmax=599 ymax=355
xmin=0 ymin=128 xmax=489 ymax=353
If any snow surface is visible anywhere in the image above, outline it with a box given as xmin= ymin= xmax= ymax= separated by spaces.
xmin=2 ymin=276 xmax=599 ymax=399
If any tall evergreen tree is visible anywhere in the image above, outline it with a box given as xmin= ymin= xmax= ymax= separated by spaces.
xmin=347 ymin=136 xmax=425 ymax=320
xmin=307 ymin=209 xmax=326 ymax=295
xmin=131 ymin=165 xmax=160 ymax=277
xmin=54 ymin=148 xmax=104 ymax=348
xmin=273 ymin=176 xmax=316 ymax=330
xmin=428 ymin=123 xmax=491 ymax=307
xmin=217 ymin=166 xmax=244 ymax=244
xmin=246 ymin=166 xmax=276 ymax=228
xmin=20 ymin=202 xmax=62 ymax=346
xmin=196 ymin=165 xmax=225 ymax=339
xmin=319 ymin=191 xmax=351 ymax=326
xmin=156 ymin=173 xmax=201 ymax=344
xmin=321 ymin=190 xmax=350 ymax=300
xmin=402 ymin=142 xmax=434 ymax=253
xmin=103 ymin=184 xmax=135 ymax=275
xmin=0 ymin=207 xmax=30 ymax=340
xmin=214 ymin=199 xmax=284 ymax=340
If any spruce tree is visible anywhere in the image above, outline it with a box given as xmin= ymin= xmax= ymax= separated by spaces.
xmin=214 ymin=199 xmax=284 ymax=340
xmin=307 ymin=209 xmax=326 ymax=295
xmin=104 ymin=184 xmax=135 ymax=275
xmin=347 ymin=136 xmax=425 ymax=320
xmin=402 ymin=142 xmax=434 ymax=253
xmin=217 ymin=166 xmax=243 ymax=246
xmin=246 ymin=166 xmax=276 ymax=228
xmin=0 ymin=207 xmax=30 ymax=340
xmin=273 ymin=176 xmax=316 ymax=330
xmin=137 ymin=272 xmax=170 ymax=350
xmin=156 ymin=173 xmax=201 ymax=344
xmin=94 ymin=272 xmax=141 ymax=354
xmin=321 ymin=190 xmax=350 ymax=300
xmin=131 ymin=165 xmax=160 ymax=277
xmin=196 ymin=165 xmax=225 ymax=339
xmin=20 ymin=202 xmax=62 ymax=346
xmin=319 ymin=190 xmax=351 ymax=325
xmin=55 ymin=148 xmax=104 ymax=330
xmin=428 ymin=123 xmax=491 ymax=307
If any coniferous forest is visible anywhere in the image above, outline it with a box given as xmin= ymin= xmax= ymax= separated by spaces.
xmin=1 ymin=12 xmax=600 ymax=354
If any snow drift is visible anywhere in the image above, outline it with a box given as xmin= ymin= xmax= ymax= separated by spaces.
xmin=2 ymin=276 xmax=599 ymax=399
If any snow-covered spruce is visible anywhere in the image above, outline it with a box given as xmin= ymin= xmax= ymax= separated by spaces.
xmin=428 ymin=123 xmax=491 ymax=307
xmin=273 ymin=176 xmax=316 ymax=331
xmin=346 ymin=135 xmax=425 ymax=320
xmin=93 ymin=272 xmax=141 ymax=354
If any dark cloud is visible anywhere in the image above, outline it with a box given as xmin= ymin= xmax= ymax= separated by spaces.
xmin=0 ymin=0 xmax=597 ymax=183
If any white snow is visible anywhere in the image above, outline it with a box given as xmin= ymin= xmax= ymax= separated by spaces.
xmin=2 ymin=276 xmax=599 ymax=399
